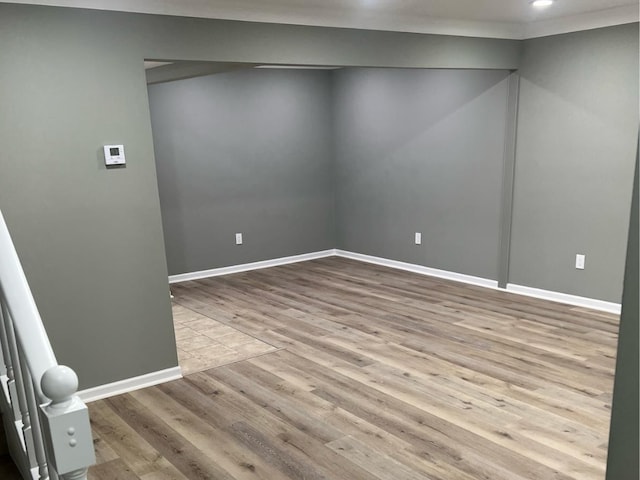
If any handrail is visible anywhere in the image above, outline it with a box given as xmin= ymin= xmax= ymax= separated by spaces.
xmin=0 ymin=210 xmax=57 ymax=400
xmin=0 ymin=208 xmax=95 ymax=480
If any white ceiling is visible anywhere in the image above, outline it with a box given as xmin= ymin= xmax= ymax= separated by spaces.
xmin=4 ymin=0 xmax=639 ymax=39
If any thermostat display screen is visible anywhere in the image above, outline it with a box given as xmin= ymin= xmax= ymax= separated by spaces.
xmin=109 ymin=147 xmax=120 ymax=156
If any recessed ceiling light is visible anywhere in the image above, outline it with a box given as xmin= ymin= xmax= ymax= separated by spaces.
xmin=532 ymin=0 xmax=554 ymax=7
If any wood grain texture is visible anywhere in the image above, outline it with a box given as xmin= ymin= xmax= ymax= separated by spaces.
xmin=88 ymin=257 xmax=618 ymax=480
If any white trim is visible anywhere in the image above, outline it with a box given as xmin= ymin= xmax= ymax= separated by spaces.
xmin=524 ymin=5 xmax=639 ymax=39
xmin=0 ymin=1 xmax=519 ymax=39
xmin=169 ymin=250 xmax=336 ymax=284
xmin=76 ymin=253 xmax=620 ymax=401
xmin=77 ymin=366 xmax=182 ymax=403
xmin=334 ymin=249 xmax=499 ymax=289
xmin=255 ymin=65 xmax=342 ymax=70
xmin=168 ymin=248 xmax=621 ymax=314
xmin=506 ymin=284 xmax=621 ymax=315
xmin=3 ymin=1 xmax=638 ymax=40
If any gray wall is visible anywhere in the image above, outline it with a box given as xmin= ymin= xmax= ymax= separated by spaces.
xmin=0 ymin=8 xmax=178 ymax=389
xmin=0 ymin=3 xmax=519 ymax=389
xmin=0 ymin=3 xmax=636 ymax=471
xmin=148 ymin=69 xmax=335 ymax=275
xmin=510 ymin=24 xmax=639 ymax=302
xmin=0 ymin=5 xmax=637 ymax=473
xmin=606 ymin=144 xmax=638 ymax=480
xmin=334 ymin=68 xmax=511 ymax=280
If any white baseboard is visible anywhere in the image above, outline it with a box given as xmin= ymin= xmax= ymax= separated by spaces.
xmin=506 ymin=284 xmax=621 ymax=315
xmin=334 ymin=249 xmax=499 ymax=289
xmin=335 ymin=251 xmax=620 ymax=313
xmin=168 ymin=249 xmax=336 ymax=284
xmin=78 ymin=251 xmax=618 ymax=402
xmin=77 ymin=366 xmax=182 ymax=403
xmin=168 ymin=248 xmax=621 ymax=314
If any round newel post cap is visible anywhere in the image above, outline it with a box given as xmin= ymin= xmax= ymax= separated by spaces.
xmin=41 ymin=365 xmax=78 ymax=407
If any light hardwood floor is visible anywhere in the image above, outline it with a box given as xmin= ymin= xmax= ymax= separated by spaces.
xmin=88 ymin=257 xmax=619 ymax=480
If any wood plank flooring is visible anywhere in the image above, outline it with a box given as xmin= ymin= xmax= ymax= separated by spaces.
xmin=87 ymin=257 xmax=619 ymax=480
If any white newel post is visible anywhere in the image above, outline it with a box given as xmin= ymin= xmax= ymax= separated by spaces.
xmin=1 ymin=210 xmax=97 ymax=479
xmin=39 ymin=366 xmax=95 ymax=480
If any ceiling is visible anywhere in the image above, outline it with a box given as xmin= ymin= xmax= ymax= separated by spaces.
xmin=4 ymin=0 xmax=639 ymax=39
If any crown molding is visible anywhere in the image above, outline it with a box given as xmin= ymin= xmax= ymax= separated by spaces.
xmin=2 ymin=1 xmax=638 ymax=40
xmin=0 ymin=0 xmax=520 ymax=38
xmin=524 ymin=4 xmax=639 ymax=39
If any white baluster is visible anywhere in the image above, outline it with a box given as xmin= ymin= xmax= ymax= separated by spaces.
xmin=0 ymin=209 xmax=95 ymax=479
xmin=18 ymin=349 xmax=49 ymax=480
xmin=0 ymin=298 xmax=12 ymax=378
xmin=0 ymin=301 xmax=18 ymax=419
xmin=0 ymin=298 xmax=7 ymax=378
xmin=40 ymin=366 xmax=94 ymax=480
xmin=0 ymin=301 xmax=37 ymax=468
xmin=0 ymin=210 xmax=57 ymax=398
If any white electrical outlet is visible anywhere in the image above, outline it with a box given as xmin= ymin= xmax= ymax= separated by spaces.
xmin=235 ymin=233 xmax=243 ymax=245
xmin=575 ymin=254 xmax=585 ymax=270
xmin=415 ymin=232 xmax=422 ymax=245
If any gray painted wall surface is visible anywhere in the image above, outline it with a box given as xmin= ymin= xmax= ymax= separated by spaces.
xmin=148 ymin=69 xmax=335 ymax=275
xmin=606 ymin=145 xmax=639 ymax=480
xmin=334 ymin=68 xmax=510 ymax=280
xmin=0 ymin=0 xmax=636 ymax=401
xmin=0 ymin=3 xmax=519 ymax=389
xmin=0 ymin=8 xmax=178 ymax=389
xmin=510 ymin=24 xmax=639 ymax=302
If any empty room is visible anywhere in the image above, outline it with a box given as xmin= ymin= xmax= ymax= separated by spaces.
xmin=0 ymin=2 xmax=637 ymax=480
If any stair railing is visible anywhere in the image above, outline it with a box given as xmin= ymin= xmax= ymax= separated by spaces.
xmin=0 ymin=210 xmax=95 ymax=480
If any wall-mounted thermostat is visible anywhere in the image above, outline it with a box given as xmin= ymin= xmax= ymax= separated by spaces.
xmin=103 ymin=145 xmax=126 ymax=166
